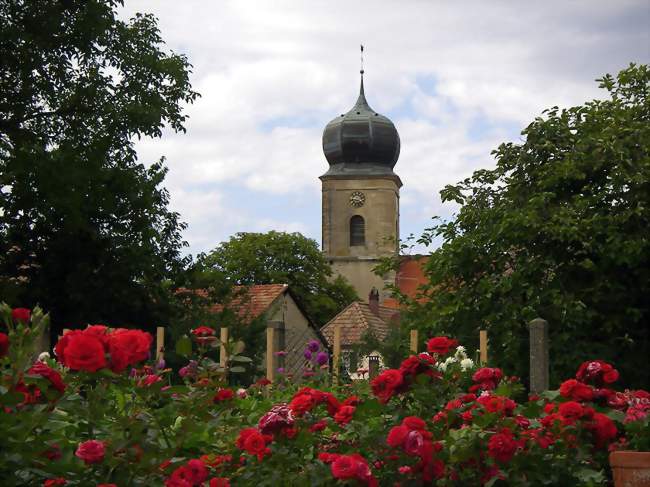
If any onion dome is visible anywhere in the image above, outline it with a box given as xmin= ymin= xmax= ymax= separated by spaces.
xmin=322 ymin=71 xmax=400 ymax=177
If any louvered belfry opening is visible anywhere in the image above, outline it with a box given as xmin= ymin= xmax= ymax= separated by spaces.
xmin=350 ymin=215 xmax=365 ymax=246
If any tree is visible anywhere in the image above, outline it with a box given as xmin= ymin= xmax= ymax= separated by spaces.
xmin=198 ymin=231 xmax=358 ymax=326
xmin=0 ymin=0 xmax=198 ymax=334
xmin=394 ymin=64 xmax=649 ymax=388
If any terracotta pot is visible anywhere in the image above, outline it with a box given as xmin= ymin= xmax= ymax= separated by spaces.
xmin=610 ymin=451 xmax=650 ymax=487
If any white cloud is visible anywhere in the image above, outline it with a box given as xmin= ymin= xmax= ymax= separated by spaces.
xmin=120 ymin=0 xmax=649 ymax=255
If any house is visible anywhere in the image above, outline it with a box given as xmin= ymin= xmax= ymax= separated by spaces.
xmin=320 ymin=288 xmax=399 ymax=378
xmin=182 ymin=284 xmax=327 ymax=377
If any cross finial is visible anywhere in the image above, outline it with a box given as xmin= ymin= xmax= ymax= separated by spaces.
xmin=360 ymin=44 xmax=365 ymax=95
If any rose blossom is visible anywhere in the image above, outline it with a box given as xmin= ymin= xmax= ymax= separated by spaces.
xmin=333 ymin=405 xmax=355 ymax=425
xmin=258 ymin=404 xmax=294 ymax=433
xmin=44 ymin=479 xmax=66 ymax=487
xmin=427 ymin=336 xmax=459 ymax=356
xmin=11 ymin=307 xmax=31 ymax=323
xmin=209 ymin=478 xmax=231 ymax=487
xmin=75 ymin=440 xmax=105 ymax=464
xmin=28 ymin=362 xmax=66 ymax=393
xmin=487 ymin=429 xmax=518 ymax=463
xmin=107 ymin=329 xmax=153 ymax=372
xmin=0 ymin=332 xmax=9 ymax=357
xmin=371 ymin=369 xmax=404 ymax=403
xmin=559 ymin=379 xmax=594 ymax=402
xmin=56 ymin=331 xmax=107 ymax=372
xmin=213 ymin=388 xmax=235 ymax=403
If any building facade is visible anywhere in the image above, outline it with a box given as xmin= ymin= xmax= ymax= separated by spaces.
xmin=320 ymin=72 xmax=402 ymax=303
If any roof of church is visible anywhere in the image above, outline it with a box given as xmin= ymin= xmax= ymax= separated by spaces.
xmin=384 ymin=255 xmax=430 ymax=309
xmin=321 ymin=71 xmax=400 ymax=179
xmin=320 ymin=301 xmax=399 ymax=347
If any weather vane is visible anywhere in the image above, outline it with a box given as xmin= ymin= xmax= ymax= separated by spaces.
xmin=360 ymin=44 xmax=364 ymax=74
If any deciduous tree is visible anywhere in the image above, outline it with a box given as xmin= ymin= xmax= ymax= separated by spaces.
xmin=0 ymin=0 xmax=198 ymax=334
xmin=392 ymin=64 xmax=649 ymax=387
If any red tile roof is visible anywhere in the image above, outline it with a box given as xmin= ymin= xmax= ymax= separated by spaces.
xmin=211 ymin=283 xmax=288 ymax=323
xmin=320 ymin=301 xmax=399 ymax=347
xmin=180 ymin=284 xmax=288 ymax=324
xmin=384 ymin=255 xmax=430 ymax=309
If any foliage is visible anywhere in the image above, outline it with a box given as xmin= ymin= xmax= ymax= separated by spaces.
xmin=198 ymin=231 xmax=358 ymax=326
xmin=0 ymin=0 xmax=198 ymax=336
xmin=383 ymin=64 xmax=650 ymax=388
xmin=352 ymin=324 xmax=411 ymax=370
xmin=1 ymin=305 xmax=648 ymax=486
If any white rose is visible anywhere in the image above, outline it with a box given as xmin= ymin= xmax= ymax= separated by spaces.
xmin=460 ymin=358 xmax=474 ymax=370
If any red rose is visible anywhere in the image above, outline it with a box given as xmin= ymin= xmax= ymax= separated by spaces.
xmin=331 ymin=455 xmax=359 ymax=480
xmin=11 ymin=307 xmax=31 ymax=323
xmin=559 ymin=379 xmax=594 ymax=402
xmin=184 ymin=459 xmax=208 ymax=485
xmin=318 ymin=452 xmax=340 ymax=464
xmin=371 ymin=369 xmax=404 ymax=403
xmin=289 ymin=393 xmax=315 ymax=416
xmin=258 ymin=404 xmax=294 ymax=434
xmin=487 ymin=429 xmax=518 ymax=463
xmin=213 ymin=388 xmax=234 ymax=403
xmin=472 ymin=367 xmax=503 ymax=390
xmin=0 ymin=332 xmax=9 ymax=357
xmin=426 ymin=336 xmax=458 ymax=356
xmin=57 ymin=331 xmax=108 ymax=372
xmin=310 ymin=419 xmax=328 ymax=432
xmin=209 ymin=478 xmax=231 ymax=487
xmin=587 ymin=412 xmax=618 ymax=448
xmin=191 ymin=326 xmax=216 ymax=337
xmin=404 ymin=430 xmax=425 ymax=456
xmin=331 ymin=454 xmax=376 ymax=485
xmin=28 ymin=362 xmax=66 ymax=393
xmin=402 ymin=416 xmax=427 ymax=431
xmin=236 ymin=428 xmax=270 ymax=461
xmin=576 ymin=360 xmax=619 ymax=386
xmin=558 ymin=401 xmax=584 ymax=424
xmin=108 ymin=329 xmax=152 ymax=372
xmin=75 ymin=440 xmax=105 ymax=464
xmin=333 ymin=405 xmax=355 ymax=425
xmin=84 ymin=325 xmax=109 ymax=337
xmin=341 ymin=395 xmax=361 ymax=407
xmin=43 ymin=479 xmax=66 ymax=487
xmin=477 ymin=394 xmax=516 ymax=416
xmin=387 ymin=425 xmax=409 ymax=447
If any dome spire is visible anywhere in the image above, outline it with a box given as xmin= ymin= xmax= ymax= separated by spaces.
xmin=360 ymin=44 xmax=365 ymax=96
xmin=321 ymin=45 xmax=401 ymax=176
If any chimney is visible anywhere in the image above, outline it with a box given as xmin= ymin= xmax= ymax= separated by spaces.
xmin=368 ymin=287 xmax=380 ymax=315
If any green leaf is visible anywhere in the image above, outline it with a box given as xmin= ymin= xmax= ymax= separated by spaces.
xmin=175 ymin=335 xmax=192 ymax=357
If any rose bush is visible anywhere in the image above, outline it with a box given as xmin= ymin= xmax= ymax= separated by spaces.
xmin=0 ymin=303 xmax=648 ymax=486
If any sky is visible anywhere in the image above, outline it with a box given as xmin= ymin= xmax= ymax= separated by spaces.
xmin=120 ymin=0 xmax=649 ymax=257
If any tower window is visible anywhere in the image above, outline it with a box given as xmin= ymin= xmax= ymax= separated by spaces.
xmin=350 ymin=215 xmax=365 ymax=246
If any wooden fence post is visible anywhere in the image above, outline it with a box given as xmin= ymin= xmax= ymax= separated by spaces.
xmin=479 ymin=330 xmax=488 ymax=365
xmin=409 ymin=329 xmax=418 ymax=354
xmin=529 ymin=318 xmax=549 ymax=393
xmin=266 ymin=326 xmax=275 ymax=384
xmin=219 ymin=327 xmax=229 ymax=378
xmin=156 ymin=327 xmax=165 ymax=363
xmin=332 ymin=324 xmax=341 ymax=386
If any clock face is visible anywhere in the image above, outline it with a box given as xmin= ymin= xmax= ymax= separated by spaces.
xmin=349 ymin=191 xmax=366 ymax=208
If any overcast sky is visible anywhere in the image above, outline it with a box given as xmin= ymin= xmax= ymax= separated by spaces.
xmin=120 ymin=1 xmax=649 ymax=257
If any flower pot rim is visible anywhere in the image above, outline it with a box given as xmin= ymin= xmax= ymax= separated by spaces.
xmin=609 ymin=450 xmax=650 ymax=468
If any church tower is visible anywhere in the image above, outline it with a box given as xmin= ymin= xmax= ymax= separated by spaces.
xmin=320 ymin=67 xmax=401 ymax=303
